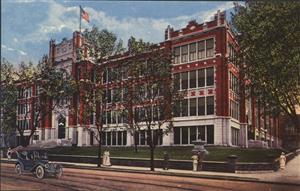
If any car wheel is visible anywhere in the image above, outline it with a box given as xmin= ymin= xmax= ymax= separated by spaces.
xmin=35 ymin=165 xmax=45 ymax=179
xmin=15 ymin=164 xmax=22 ymax=176
xmin=56 ymin=165 xmax=63 ymax=179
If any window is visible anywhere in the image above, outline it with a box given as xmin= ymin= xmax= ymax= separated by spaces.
xmin=182 ymin=127 xmax=188 ymax=144
xmin=206 ymin=67 xmax=214 ymax=86
xmin=173 ymin=125 xmax=214 ymax=145
xmin=207 ymin=125 xmax=214 ymax=144
xmin=189 ymin=70 xmax=196 ymax=88
xmin=174 ymin=127 xmax=181 ymax=144
xmin=181 ymin=45 xmax=188 ymax=63
xmin=198 ymin=97 xmax=205 ymax=116
xmin=190 ymin=126 xmax=197 ymax=144
xmin=206 ymin=96 xmax=214 ymax=115
xmin=230 ymin=100 xmax=239 ymax=120
xmin=206 ymin=38 xmax=214 ymax=58
xmin=198 ymin=69 xmax=205 ymax=87
xmin=123 ymin=131 xmax=127 ymax=145
xmin=198 ymin=41 xmax=205 ymax=59
xmin=182 ymin=99 xmax=188 ymax=117
xmin=173 ymin=73 xmax=180 ymax=91
xmin=174 ymin=47 xmax=180 ymax=64
xmin=189 ymin=43 xmax=196 ymax=61
xmin=231 ymin=127 xmax=239 ymax=146
xmin=197 ymin=126 xmax=205 ymax=141
xmin=107 ymin=132 xmax=111 ymax=145
xmin=112 ymin=131 xmax=116 ymax=145
xmin=181 ymin=72 xmax=188 ymax=90
xmin=189 ymin=98 xmax=197 ymax=116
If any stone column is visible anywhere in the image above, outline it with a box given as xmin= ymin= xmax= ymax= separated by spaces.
xmin=126 ymin=130 xmax=132 ymax=146
xmin=45 ymin=128 xmax=51 ymax=140
xmin=240 ymin=123 xmax=248 ymax=148
xmin=163 ymin=131 xmax=173 ymax=146
xmin=77 ymin=127 xmax=83 ymax=146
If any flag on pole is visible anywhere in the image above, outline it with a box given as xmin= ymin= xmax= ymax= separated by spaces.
xmin=80 ymin=6 xmax=89 ymax=23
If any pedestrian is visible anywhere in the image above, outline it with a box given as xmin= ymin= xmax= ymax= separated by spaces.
xmin=279 ymin=152 xmax=286 ymax=170
xmin=163 ymin=151 xmax=170 ymax=170
xmin=102 ymin=149 xmax=111 ymax=167
xmin=191 ymin=154 xmax=198 ymax=171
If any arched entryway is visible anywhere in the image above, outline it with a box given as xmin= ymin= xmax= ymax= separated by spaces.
xmin=58 ymin=116 xmax=66 ymax=139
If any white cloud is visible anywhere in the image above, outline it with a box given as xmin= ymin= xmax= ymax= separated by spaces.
xmin=2 ymin=44 xmax=27 ymax=55
xmin=22 ymin=1 xmax=234 ymax=45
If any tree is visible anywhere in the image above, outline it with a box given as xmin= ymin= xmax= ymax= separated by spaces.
xmin=231 ymin=2 xmax=300 ymax=133
xmin=122 ymin=37 xmax=182 ymax=171
xmin=78 ymin=26 xmax=124 ymax=167
xmin=0 ymin=58 xmax=18 ymax=147
xmin=1 ymin=56 xmax=76 ymax=147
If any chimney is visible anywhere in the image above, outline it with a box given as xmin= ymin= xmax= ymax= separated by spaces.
xmin=49 ymin=39 xmax=56 ymax=64
xmin=165 ymin=25 xmax=173 ymax=40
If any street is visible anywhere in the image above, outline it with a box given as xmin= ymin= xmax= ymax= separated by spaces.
xmin=1 ymin=163 xmax=298 ymax=191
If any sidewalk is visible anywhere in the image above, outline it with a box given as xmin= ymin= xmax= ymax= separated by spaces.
xmin=2 ymin=156 xmax=299 ymax=186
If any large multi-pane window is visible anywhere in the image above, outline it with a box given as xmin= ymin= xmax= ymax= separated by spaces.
xmin=189 ymin=98 xmax=197 ymax=116
xmin=173 ymin=125 xmax=214 ymax=145
xmin=206 ymin=38 xmax=214 ymax=57
xmin=189 ymin=70 xmax=197 ymax=88
xmin=228 ymin=44 xmax=238 ymax=67
xmin=174 ymin=67 xmax=214 ymax=90
xmin=134 ymin=129 xmax=163 ymax=146
xmin=17 ymin=119 xmax=30 ymax=130
xmin=181 ymin=45 xmax=188 ymax=63
xmin=206 ymin=96 xmax=214 ymax=115
xmin=230 ymin=72 xmax=239 ymax=94
xmin=102 ymin=130 xmax=127 ymax=146
xmin=174 ymin=47 xmax=180 ymax=64
xmin=176 ymin=97 xmax=214 ymax=117
xmin=198 ymin=41 xmax=205 ymax=59
xmin=181 ymin=72 xmax=188 ymax=90
xmin=206 ymin=67 xmax=214 ymax=86
xmin=189 ymin=43 xmax=197 ymax=61
xmin=173 ymin=38 xmax=215 ymax=64
xmin=230 ymin=100 xmax=239 ymax=120
xmin=231 ymin=127 xmax=239 ymax=146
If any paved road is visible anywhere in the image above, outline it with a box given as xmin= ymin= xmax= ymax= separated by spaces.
xmin=1 ymin=163 xmax=299 ymax=191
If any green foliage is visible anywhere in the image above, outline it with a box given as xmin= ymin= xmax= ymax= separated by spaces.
xmin=232 ymin=1 xmax=300 ymax=130
xmin=83 ymin=26 xmax=124 ymax=60
xmin=0 ymin=58 xmax=18 ymax=146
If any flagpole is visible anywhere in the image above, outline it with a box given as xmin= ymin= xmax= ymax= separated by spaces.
xmin=79 ymin=6 xmax=82 ymax=34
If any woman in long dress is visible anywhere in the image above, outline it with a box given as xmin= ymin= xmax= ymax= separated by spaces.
xmin=279 ymin=152 xmax=286 ymax=170
xmin=103 ymin=150 xmax=111 ymax=166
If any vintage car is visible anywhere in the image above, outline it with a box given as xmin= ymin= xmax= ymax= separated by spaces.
xmin=14 ymin=147 xmax=63 ymax=179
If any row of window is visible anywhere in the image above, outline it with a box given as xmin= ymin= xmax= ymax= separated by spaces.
xmin=17 ymin=119 xmax=30 ymax=130
xmin=174 ymin=96 xmax=214 ymax=117
xmin=229 ymin=72 xmax=239 ymax=94
xmin=17 ymin=104 xmax=30 ymax=115
xmin=228 ymin=44 xmax=238 ymax=68
xmin=174 ymin=125 xmax=214 ymax=145
xmin=174 ymin=67 xmax=214 ymax=91
xmin=174 ymin=38 xmax=215 ymax=64
xmin=18 ymin=88 xmax=32 ymax=99
xmin=100 ymin=131 xmax=127 ymax=146
xmin=231 ymin=127 xmax=239 ymax=146
xmin=230 ymin=100 xmax=239 ymax=120
xmin=134 ymin=129 xmax=163 ymax=146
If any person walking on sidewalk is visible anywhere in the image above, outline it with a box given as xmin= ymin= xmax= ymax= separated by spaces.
xmin=163 ymin=152 xmax=170 ymax=170
xmin=279 ymin=152 xmax=286 ymax=170
xmin=102 ymin=149 xmax=111 ymax=167
xmin=191 ymin=154 xmax=198 ymax=171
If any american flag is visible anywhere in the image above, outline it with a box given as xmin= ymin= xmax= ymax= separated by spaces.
xmin=80 ymin=6 xmax=89 ymax=23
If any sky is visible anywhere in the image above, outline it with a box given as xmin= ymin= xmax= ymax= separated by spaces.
xmin=1 ymin=0 xmax=236 ymax=65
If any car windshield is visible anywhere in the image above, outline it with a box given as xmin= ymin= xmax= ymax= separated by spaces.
xmin=34 ymin=151 xmax=48 ymax=160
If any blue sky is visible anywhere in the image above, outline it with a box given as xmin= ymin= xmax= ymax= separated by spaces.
xmin=1 ymin=0 xmax=235 ymax=65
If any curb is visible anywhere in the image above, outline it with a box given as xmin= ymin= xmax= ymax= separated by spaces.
xmin=2 ymin=159 xmax=299 ymax=186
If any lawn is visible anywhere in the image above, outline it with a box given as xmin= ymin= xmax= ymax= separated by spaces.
xmin=48 ymin=146 xmax=283 ymax=162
